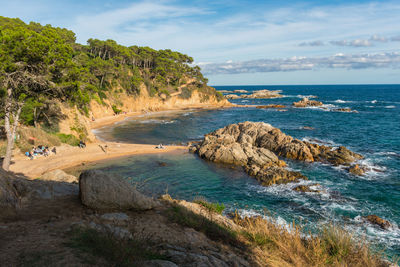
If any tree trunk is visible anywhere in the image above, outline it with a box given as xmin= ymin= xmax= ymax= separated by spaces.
xmin=2 ymin=90 xmax=23 ymax=171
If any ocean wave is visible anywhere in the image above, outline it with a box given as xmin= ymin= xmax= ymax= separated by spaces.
xmin=373 ymin=151 xmax=400 ymax=158
xmin=137 ymin=119 xmax=176 ymax=124
xmin=301 ymin=104 xmax=337 ymax=112
xmin=350 ymin=216 xmax=400 ymax=248
xmin=370 ymin=100 xmax=378 ymax=104
xmin=296 ymin=94 xmax=318 ymax=99
xmin=302 ymin=137 xmax=339 ymax=147
xmin=385 ymin=105 xmax=396 ymax=109
xmin=333 ymin=99 xmax=353 ymax=103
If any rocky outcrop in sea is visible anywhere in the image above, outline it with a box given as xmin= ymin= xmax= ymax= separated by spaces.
xmin=191 ymin=122 xmax=363 ymax=186
xmin=293 ymin=97 xmax=323 ymax=107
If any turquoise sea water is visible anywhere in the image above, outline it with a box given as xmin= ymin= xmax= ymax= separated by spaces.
xmin=89 ymin=85 xmax=400 ymax=257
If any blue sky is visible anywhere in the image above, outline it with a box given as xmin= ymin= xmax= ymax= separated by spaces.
xmin=1 ymin=0 xmax=400 ymax=85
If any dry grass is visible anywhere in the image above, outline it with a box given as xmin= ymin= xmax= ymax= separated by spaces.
xmin=16 ymin=126 xmax=61 ymax=152
xmin=233 ymin=215 xmax=389 ymax=267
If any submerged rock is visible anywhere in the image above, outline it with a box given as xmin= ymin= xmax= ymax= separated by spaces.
xmin=194 ymin=122 xmax=363 ymax=185
xmin=79 ymin=170 xmax=156 ymax=210
xmin=256 ymin=104 xmax=286 ymax=109
xmin=333 ymin=108 xmax=358 ymax=113
xmin=293 ymin=97 xmax=323 ymax=107
xmin=364 ymin=215 xmax=391 ymax=230
xmin=293 ymin=184 xmax=320 ymax=193
xmin=348 ymin=164 xmax=367 ymax=176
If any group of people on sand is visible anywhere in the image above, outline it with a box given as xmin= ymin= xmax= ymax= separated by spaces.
xmin=25 ymin=145 xmax=56 ymax=160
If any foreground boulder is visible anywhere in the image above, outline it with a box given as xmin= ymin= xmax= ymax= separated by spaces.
xmin=293 ymin=97 xmax=323 ymax=107
xmin=79 ymin=170 xmax=156 ymax=210
xmin=40 ymin=169 xmax=78 ymax=183
xmin=192 ymin=122 xmax=363 ymax=185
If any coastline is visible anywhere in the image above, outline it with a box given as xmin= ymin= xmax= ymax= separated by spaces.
xmin=10 ymin=104 xmax=232 ymax=178
xmin=10 ymin=142 xmax=187 ymax=178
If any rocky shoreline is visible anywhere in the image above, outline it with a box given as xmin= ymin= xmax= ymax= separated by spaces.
xmin=190 ymin=122 xmax=364 ymax=186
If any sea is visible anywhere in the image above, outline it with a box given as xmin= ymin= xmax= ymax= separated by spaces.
xmin=74 ymin=85 xmax=400 ymax=258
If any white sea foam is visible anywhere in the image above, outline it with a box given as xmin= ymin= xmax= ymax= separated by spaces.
xmin=350 ymin=216 xmax=400 ymax=249
xmin=302 ymin=137 xmax=339 ymax=146
xmin=370 ymin=100 xmax=378 ymax=104
xmin=333 ymin=99 xmax=353 ymax=103
xmin=296 ymin=94 xmax=318 ymax=99
xmin=385 ymin=105 xmax=396 ymax=109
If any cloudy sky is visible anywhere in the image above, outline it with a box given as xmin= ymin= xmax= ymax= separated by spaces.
xmin=1 ymin=0 xmax=400 ymax=85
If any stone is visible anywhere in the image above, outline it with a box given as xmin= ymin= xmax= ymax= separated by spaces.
xmin=79 ymin=170 xmax=156 ymax=210
xmin=100 ymin=212 xmax=130 ymax=225
xmin=293 ymin=184 xmax=320 ymax=193
xmin=293 ymin=97 xmax=323 ymax=107
xmin=348 ymin=164 xmax=366 ymax=176
xmin=40 ymin=169 xmax=78 ymax=183
xmin=364 ymin=215 xmax=391 ymax=230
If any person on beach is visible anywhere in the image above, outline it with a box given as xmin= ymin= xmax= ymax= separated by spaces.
xmin=52 ymin=147 xmax=57 ymax=155
xmin=79 ymin=140 xmax=86 ymax=148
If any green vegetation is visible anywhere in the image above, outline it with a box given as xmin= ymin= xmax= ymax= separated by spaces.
xmin=193 ymin=197 xmax=225 ymax=214
xmin=111 ymin=104 xmax=122 ymax=115
xmin=0 ymin=16 xmax=222 ymax=170
xmin=167 ymin=205 xmax=239 ymax=246
xmin=56 ymin=133 xmax=80 ymax=146
xmin=66 ymin=228 xmax=165 ymax=266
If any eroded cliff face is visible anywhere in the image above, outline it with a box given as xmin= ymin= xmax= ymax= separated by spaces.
xmin=58 ymin=84 xmax=230 ymax=142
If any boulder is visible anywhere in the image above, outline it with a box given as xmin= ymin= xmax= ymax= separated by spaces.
xmin=348 ymin=164 xmax=366 ymax=176
xmin=40 ymin=169 xmax=78 ymax=183
xmin=364 ymin=215 xmax=391 ymax=230
xmin=79 ymin=170 xmax=156 ymax=210
xmin=293 ymin=97 xmax=323 ymax=107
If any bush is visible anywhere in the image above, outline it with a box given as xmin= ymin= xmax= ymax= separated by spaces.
xmin=167 ymin=205 xmax=239 ymax=246
xmin=193 ymin=198 xmax=225 ymax=214
xmin=112 ymin=104 xmax=122 ymax=115
xmin=56 ymin=133 xmax=80 ymax=146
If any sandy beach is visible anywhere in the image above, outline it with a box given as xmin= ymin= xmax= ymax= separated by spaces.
xmin=9 ymin=104 xmax=235 ymax=178
xmin=10 ymin=141 xmax=187 ymax=178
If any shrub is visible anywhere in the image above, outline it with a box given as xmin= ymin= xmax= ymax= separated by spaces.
xmin=56 ymin=133 xmax=80 ymax=146
xmin=166 ymin=204 xmax=239 ymax=246
xmin=112 ymin=104 xmax=122 ymax=114
xmin=193 ymin=197 xmax=225 ymax=214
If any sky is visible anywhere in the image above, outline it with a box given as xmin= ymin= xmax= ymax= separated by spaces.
xmin=1 ymin=0 xmax=400 ymax=85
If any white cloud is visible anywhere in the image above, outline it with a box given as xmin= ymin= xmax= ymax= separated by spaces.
xmin=200 ymin=52 xmax=400 ymax=74
xmin=330 ymin=39 xmax=372 ymax=47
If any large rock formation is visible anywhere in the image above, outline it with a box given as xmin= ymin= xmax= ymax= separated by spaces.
xmin=192 ymin=122 xmax=363 ymax=185
xmin=293 ymin=97 xmax=323 ymax=107
xmin=79 ymin=170 xmax=156 ymax=210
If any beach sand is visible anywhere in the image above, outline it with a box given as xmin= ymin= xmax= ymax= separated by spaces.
xmin=10 ymin=141 xmax=187 ymax=178
xmin=9 ymin=104 xmax=236 ymax=178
